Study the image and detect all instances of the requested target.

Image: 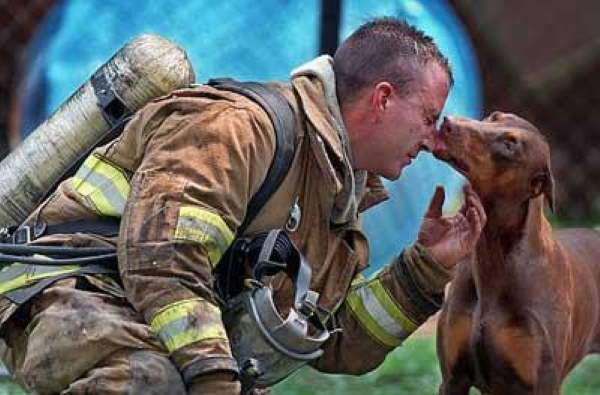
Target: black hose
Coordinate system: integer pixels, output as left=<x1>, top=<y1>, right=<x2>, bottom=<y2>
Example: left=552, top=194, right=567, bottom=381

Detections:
left=0, top=244, right=116, bottom=257
left=0, top=253, right=118, bottom=266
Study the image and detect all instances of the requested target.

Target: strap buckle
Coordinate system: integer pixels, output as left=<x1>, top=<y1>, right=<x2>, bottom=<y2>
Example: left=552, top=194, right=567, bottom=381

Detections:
left=12, top=226, right=33, bottom=244
left=9, top=223, right=47, bottom=245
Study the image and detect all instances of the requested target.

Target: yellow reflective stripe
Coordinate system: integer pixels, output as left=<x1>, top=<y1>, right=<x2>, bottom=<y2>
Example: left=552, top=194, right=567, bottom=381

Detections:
left=0, top=264, right=81, bottom=295
left=347, top=290, right=401, bottom=347
left=71, top=153, right=131, bottom=217
left=347, top=278, right=418, bottom=347
left=369, top=279, right=418, bottom=333
left=173, top=207, right=234, bottom=266
left=71, top=178, right=121, bottom=217
left=150, top=298, right=227, bottom=353
left=164, top=323, right=227, bottom=353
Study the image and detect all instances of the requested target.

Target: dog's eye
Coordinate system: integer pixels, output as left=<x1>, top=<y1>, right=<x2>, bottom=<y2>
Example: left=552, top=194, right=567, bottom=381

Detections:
left=503, top=136, right=518, bottom=151
left=492, top=135, right=521, bottom=158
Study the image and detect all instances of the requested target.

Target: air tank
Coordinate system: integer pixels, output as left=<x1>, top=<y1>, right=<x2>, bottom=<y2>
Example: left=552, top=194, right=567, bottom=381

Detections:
left=0, top=34, right=195, bottom=227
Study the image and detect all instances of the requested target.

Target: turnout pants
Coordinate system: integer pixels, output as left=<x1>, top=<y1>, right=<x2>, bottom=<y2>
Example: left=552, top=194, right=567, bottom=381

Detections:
left=0, top=276, right=186, bottom=395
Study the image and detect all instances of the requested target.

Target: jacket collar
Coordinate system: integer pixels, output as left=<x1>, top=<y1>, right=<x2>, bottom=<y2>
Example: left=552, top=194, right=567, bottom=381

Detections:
left=290, top=56, right=347, bottom=164
left=290, top=56, right=388, bottom=222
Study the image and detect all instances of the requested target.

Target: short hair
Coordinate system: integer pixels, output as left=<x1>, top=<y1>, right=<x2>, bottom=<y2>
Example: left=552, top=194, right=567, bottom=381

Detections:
left=333, top=17, right=453, bottom=107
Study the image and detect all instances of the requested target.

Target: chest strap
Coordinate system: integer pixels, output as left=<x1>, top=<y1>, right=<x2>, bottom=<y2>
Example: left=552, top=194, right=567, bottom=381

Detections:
left=1, top=218, right=121, bottom=245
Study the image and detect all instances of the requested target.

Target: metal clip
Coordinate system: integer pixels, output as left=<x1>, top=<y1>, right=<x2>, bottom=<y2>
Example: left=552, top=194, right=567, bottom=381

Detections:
left=241, top=358, right=262, bottom=378
left=285, top=197, right=301, bottom=232
left=297, top=290, right=319, bottom=318
left=0, top=227, right=9, bottom=243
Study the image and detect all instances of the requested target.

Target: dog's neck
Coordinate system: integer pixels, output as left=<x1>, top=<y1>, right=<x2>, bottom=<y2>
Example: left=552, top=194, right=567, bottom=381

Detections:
left=479, top=194, right=551, bottom=250
left=481, top=197, right=530, bottom=246
left=470, top=195, right=553, bottom=296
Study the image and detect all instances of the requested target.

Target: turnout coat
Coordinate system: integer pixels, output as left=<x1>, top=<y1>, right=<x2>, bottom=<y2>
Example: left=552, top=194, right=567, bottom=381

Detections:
left=0, top=58, right=451, bottom=392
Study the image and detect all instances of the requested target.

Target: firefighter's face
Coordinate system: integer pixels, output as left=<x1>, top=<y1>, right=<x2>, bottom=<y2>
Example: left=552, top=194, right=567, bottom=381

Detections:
left=349, top=62, right=450, bottom=180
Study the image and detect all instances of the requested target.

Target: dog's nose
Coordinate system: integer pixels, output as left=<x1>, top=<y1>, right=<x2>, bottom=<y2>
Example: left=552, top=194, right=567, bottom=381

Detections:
left=439, top=116, right=452, bottom=135
left=430, top=133, right=448, bottom=157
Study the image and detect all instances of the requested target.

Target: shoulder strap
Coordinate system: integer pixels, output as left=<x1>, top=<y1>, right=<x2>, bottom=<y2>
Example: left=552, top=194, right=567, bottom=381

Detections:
left=18, top=80, right=296, bottom=241
left=207, top=78, right=296, bottom=235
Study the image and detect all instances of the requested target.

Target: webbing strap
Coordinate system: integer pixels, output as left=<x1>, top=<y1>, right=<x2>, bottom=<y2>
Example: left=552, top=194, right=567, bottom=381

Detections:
left=4, top=218, right=121, bottom=245
left=44, top=218, right=121, bottom=237
left=207, top=79, right=296, bottom=235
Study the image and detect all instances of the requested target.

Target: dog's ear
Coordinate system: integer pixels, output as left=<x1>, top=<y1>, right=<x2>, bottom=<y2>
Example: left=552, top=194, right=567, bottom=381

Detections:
left=530, top=167, right=555, bottom=213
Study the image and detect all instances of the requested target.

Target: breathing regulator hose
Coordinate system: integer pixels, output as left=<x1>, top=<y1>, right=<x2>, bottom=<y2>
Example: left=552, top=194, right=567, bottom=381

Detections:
left=0, top=244, right=117, bottom=267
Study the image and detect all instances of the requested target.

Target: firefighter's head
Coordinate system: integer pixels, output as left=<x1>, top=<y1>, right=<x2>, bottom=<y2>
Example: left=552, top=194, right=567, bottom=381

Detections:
left=335, top=17, right=452, bottom=180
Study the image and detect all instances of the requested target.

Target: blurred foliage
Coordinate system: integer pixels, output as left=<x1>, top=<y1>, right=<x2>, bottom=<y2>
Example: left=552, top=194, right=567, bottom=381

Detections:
left=548, top=209, right=600, bottom=229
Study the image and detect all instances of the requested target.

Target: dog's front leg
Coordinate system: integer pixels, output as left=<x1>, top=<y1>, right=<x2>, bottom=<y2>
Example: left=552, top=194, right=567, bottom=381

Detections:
left=437, top=308, right=475, bottom=395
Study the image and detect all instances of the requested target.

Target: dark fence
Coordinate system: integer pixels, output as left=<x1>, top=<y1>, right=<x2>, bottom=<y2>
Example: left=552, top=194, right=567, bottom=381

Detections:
left=450, top=0, right=600, bottom=223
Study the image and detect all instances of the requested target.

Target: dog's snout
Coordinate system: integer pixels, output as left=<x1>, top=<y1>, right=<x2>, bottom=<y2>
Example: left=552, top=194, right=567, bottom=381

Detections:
left=439, top=116, right=454, bottom=135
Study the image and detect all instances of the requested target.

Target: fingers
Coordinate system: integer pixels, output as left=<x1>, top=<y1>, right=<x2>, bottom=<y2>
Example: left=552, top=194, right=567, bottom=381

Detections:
left=425, top=186, right=445, bottom=218
left=464, top=185, right=486, bottom=227
left=466, top=206, right=484, bottom=239
left=464, top=196, right=485, bottom=245
left=459, top=184, right=472, bottom=215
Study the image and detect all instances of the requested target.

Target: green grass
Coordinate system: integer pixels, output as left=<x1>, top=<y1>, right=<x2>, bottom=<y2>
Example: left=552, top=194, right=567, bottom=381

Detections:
left=273, top=336, right=440, bottom=395
left=273, top=336, right=600, bottom=395
left=2, top=336, right=600, bottom=394
left=0, top=377, right=26, bottom=395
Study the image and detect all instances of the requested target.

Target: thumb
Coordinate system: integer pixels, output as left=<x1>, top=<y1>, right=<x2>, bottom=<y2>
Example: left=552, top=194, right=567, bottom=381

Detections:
left=425, top=186, right=445, bottom=218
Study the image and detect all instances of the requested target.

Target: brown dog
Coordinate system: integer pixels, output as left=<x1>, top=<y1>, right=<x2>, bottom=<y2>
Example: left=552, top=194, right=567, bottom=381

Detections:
left=434, top=112, right=600, bottom=395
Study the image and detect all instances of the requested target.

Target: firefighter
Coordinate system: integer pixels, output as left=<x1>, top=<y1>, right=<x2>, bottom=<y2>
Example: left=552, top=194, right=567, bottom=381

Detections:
left=0, top=17, right=484, bottom=394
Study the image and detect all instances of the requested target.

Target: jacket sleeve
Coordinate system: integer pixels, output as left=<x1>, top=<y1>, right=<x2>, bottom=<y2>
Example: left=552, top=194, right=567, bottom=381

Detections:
left=117, top=97, right=276, bottom=384
left=312, top=242, right=452, bottom=374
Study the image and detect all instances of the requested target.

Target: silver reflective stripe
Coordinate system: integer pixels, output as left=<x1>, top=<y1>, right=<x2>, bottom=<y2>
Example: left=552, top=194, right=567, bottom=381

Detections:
left=150, top=298, right=227, bottom=353
left=0, top=263, right=82, bottom=295
left=0, top=264, right=29, bottom=282
left=173, top=206, right=234, bottom=266
left=0, top=263, right=69, bottom=282
left=177, top=215, right=230, bottom=254
left=354, top=285, right=410, bottom=339
left=347, top=277, right=419, bottom=347
left=71, top=153, right=131, bottom=217
left=77, top=168, right=127, bottom=214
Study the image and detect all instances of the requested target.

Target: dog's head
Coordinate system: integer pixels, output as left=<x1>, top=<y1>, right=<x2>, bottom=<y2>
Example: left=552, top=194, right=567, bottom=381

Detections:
left=434, top=111, right=555, bottom=212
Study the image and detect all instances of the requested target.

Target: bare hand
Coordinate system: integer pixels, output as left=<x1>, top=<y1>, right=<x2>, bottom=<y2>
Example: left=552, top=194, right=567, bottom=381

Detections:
left=417, top=185, right=486, bottom=268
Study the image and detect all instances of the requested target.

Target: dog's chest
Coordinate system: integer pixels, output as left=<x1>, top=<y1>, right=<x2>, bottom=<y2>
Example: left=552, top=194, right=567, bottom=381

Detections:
left=468, top=308, right=543, bottom=390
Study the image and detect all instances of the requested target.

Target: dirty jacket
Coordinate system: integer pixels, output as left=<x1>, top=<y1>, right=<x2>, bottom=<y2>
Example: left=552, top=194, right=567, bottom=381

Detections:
left=0, top=57, right=451, bottom=383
